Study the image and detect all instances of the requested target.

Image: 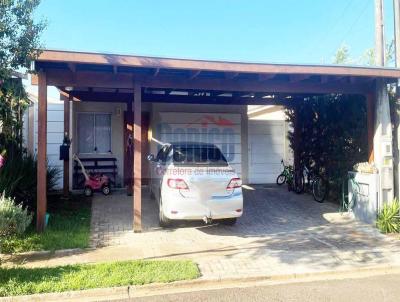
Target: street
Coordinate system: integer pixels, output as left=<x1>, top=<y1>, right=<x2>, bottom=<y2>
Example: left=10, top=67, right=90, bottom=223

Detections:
left=110, top=273, right=400, bottom=302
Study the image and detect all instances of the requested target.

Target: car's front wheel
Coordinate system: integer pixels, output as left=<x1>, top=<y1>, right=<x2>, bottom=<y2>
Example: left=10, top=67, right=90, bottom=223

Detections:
left=159, top=196, right=171, bottom=228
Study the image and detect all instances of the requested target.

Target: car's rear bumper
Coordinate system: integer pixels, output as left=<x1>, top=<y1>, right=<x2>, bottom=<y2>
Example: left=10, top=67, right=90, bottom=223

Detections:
left=162, top=189, right=243, bottom=220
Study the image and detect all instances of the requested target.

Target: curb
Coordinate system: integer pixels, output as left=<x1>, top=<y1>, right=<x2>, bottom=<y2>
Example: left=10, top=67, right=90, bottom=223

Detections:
left=2, top=264, right=400, bottom=302
left=1, top=247, right=96, bottom=260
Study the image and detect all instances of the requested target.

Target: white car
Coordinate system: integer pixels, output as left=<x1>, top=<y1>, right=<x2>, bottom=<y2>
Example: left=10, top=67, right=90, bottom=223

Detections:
left=148, top=142, right=243, bottom=227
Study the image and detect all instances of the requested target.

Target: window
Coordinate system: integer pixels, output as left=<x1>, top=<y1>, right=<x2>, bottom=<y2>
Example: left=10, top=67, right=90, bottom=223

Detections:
left=78, top=113, right=111, bottom=154
left=172, top=145, right=228, bottom=166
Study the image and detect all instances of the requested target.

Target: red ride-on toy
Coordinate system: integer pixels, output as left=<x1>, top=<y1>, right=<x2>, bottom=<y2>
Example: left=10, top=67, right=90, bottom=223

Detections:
left=73, top=154, right=111, bottom=197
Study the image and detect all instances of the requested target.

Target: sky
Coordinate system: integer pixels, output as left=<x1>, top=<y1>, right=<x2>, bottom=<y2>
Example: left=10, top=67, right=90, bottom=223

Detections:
left=33, top=0, right=396, bottom=65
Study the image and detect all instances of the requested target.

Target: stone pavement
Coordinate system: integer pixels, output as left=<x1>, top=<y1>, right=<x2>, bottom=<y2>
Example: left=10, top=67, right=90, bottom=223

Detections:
left=6, top=185, right=400, bottom=280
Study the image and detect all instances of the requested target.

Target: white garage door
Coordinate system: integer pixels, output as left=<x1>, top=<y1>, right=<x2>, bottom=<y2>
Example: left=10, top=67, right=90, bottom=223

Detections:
left=248, top=120, right=285, bottom=184
left=157, top=112, right=242, bottom=176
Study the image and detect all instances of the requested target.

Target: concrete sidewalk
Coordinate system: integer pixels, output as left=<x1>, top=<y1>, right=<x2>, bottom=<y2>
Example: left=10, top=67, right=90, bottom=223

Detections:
left=4, top=229, right=400, bottom=280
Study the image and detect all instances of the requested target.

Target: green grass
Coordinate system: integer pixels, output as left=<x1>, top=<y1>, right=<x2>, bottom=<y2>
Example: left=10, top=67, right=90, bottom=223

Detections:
left=0, top=260, right=200, bottom=297
left=1, top=195, right=91, bottom=254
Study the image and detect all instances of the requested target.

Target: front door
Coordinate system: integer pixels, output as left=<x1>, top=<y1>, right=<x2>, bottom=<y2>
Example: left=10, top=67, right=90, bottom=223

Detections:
left=124, top=111, right=150, bottom=194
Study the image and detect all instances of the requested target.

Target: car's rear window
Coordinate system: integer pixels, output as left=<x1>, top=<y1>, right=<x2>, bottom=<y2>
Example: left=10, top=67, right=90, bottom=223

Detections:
left=173, top=146, right=228, bottom=166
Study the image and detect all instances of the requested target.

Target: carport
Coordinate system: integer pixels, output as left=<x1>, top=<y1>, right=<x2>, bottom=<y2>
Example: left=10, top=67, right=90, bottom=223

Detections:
left=32, top=49, right=400, bottom=232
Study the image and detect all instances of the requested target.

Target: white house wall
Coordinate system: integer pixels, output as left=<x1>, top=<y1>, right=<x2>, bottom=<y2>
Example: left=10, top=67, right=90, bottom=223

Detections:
left=33, top=101, right=65, bottom=189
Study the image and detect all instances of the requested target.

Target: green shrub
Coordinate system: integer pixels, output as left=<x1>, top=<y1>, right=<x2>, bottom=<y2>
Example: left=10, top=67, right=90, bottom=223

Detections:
left=0, top=193, right=32, bottom=238
left=0, top=154, right=60, bottom=210
left=285, top=94, right=368, bottom=202
left=376, top=199, right=400, bottom=234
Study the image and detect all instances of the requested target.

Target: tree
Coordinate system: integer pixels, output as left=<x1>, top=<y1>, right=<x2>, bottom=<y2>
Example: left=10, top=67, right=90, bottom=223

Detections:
left=0, top=0, right=45, bottom=80
left=333, top=44, right=351, bottom=64
left=332, top=40, right=395, bottom=66
left=0, top=0, right=45, bottom=155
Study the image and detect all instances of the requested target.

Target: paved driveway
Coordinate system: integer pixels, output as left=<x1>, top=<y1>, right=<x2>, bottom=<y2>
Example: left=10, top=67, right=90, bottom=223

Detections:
left=87, top=185, right=400, bottom=279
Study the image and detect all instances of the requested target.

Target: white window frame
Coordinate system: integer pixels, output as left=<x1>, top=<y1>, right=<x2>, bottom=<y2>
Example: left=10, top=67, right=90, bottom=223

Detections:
left=77, top=112, right=112, bottom=155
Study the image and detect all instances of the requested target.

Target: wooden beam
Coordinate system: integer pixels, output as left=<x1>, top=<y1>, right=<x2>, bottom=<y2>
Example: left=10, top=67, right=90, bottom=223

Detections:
left=59, top=89, right=82, bottom=101
left=63, top=94, right=71, bottom=198
left=189, top=70, right=201, bottom=80
left=320, top=76, right=329, bottom=84
left=133, top=82, right=142, bottom=232
left=69, top=90, right=296, bottom=105
left=141, top=75, right=373, bottom=95
left=293, top=105, right=300, bottom=166
left=258, top=74, right=276, bottom=81
left=67, top=63, right=76, bottom=73
left=367, top=93, right=375, bottom=163
left=290, top=74, right=311, bottom=83
left=32, top=69, right=374, bottom=94
left=36, top=70, right=47, bottom=232
left=225, top=72, right=239, bottom=79
left=349, top=77, right=357, bottom=84
left=36, top=49, right=400, bottom=78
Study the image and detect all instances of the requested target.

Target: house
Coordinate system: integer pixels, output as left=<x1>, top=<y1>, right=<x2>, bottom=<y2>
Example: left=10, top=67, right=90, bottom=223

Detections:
left=31, top=49, right=400, bottom=232
left=23, top=90, right=291, bottom=190
left=23, top=91, right=65, bottom=189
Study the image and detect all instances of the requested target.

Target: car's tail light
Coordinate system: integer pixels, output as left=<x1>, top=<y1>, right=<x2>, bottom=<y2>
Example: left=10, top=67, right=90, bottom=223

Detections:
left=227, top=178, right=242, bottom=191
left=167, top=178, right=189, bottom=190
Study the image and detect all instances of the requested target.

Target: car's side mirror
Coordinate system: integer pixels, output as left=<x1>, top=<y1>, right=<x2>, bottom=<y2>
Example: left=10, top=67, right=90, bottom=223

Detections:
left=147, top=154, right=155, bottom=162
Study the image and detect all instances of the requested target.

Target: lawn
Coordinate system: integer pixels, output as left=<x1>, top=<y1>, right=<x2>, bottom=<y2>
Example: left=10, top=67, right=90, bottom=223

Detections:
left=1, top=194, right=91, bottom=254
left=0, top=260, right=200, bottom=297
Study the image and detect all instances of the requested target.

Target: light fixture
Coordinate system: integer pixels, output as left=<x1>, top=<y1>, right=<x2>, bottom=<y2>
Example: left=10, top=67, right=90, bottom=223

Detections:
left=65, top=86, right=74, bottom=92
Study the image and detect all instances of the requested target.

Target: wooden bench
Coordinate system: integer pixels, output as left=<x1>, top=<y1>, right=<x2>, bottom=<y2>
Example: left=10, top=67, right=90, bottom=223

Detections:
left=73, top=157, right=118, bottom=189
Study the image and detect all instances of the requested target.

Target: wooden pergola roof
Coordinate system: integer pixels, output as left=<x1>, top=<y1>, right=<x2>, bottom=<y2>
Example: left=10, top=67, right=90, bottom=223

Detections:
left=33, top=49, right=393, bottom=232
left=32, top=49, right=400, bottom=105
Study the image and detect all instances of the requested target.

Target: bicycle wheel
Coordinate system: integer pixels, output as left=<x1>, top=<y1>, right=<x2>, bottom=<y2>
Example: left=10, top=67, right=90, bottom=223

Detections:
left=312, top=176, right=328, bottom=203
left=276, top=173, right=286, bottom=185
left=293, top=171, right=305, bottom=194
left=287, top=180, right=292, bottom=191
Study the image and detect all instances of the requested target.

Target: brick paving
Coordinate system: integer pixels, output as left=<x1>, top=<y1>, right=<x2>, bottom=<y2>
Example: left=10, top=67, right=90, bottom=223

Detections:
left=11, top=185, right=400, bottom=279
left=84, top=185, right=400, bottom=279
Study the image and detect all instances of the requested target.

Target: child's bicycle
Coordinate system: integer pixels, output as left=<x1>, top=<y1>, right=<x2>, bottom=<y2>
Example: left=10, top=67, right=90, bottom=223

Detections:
left=276, top=160, right=303, bottom=194
left=276, top=160, right=293, bottom=186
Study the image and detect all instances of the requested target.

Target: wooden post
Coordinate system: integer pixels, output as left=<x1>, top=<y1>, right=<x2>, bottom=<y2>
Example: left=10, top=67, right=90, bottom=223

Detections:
left=133, top=82, right=142, bottom=232
left=63, top=95, right=71, bottom=198
left=126, top=98, right=133, bottom=196
left=27, top=105, right=35, bottom=155
left=367, top=93, right=375, bottom=163
left=293, top=105, right=301, bottom=169
left=37, top=71, right=47, bottom=232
